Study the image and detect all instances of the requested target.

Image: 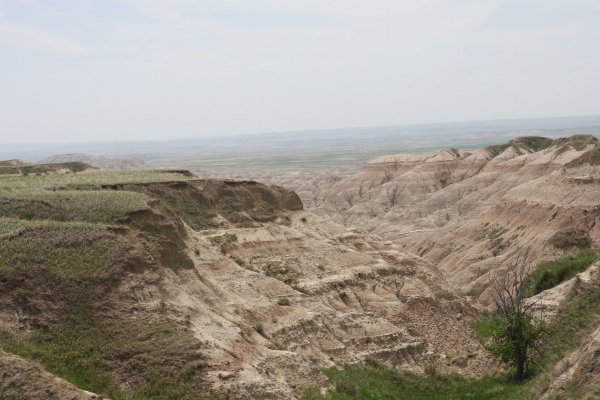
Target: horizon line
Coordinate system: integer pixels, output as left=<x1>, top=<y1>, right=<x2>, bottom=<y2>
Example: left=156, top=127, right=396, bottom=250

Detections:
left=2, top=113, right=600, bottom=147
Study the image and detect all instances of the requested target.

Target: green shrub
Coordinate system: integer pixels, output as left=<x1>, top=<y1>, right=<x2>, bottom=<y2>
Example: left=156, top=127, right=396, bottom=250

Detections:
left=277, top=297, right=291, bottom=306
left=486, top=311, right=546, bottom=381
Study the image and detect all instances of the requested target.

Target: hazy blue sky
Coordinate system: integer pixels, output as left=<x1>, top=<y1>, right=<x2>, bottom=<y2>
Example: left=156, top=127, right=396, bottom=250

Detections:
left=1, top=0, right=599, bottom=143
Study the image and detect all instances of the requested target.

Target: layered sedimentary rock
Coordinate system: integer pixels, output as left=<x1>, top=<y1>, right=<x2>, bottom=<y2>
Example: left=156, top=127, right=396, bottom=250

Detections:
left=308, top=136, right=600, bottom=304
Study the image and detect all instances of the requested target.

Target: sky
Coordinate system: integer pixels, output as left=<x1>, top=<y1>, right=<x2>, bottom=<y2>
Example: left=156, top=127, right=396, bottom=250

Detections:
left=0, top=0, right=599, bottom=144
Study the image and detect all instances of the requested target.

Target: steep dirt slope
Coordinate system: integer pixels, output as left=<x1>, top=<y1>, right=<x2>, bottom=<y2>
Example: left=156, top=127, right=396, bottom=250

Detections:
left=0, top=202, right=209, bottom=398
left=543, top=325, right=600, bottom=400
left=307, top=136, right=600, bottom=304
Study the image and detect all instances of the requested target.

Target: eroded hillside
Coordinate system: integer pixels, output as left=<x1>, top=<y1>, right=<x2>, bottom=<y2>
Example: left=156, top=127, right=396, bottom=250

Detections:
left=297, top=136, right=600, bottom=305
left=0, top=168, right=492, bottom=399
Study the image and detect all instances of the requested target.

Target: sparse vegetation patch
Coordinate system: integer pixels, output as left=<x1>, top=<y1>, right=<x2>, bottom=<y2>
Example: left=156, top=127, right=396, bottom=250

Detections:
left=548, top=228, right=592, bottom=250
left=486, top=137, right=554, bottom=158
left=528, top=251, right=597, bottom=295
left=208, top=233, right=238, bottom=254
left=566, top=143, right=600, bottom=167
left=301, top=363, right=524, bottom=400
left=277, top=297, right=291, bottom=306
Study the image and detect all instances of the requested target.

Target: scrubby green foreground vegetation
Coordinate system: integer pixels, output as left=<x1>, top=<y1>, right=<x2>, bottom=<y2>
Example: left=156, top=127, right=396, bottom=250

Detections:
left=0, top=223, right=207, bottom=399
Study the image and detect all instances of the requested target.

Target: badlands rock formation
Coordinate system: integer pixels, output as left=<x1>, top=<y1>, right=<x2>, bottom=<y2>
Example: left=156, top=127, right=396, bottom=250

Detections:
left=0, top=174, right=492, bottom=399
left=145, top=181, right=493, bottom=398
left=304, top=136, right=600, bottom=305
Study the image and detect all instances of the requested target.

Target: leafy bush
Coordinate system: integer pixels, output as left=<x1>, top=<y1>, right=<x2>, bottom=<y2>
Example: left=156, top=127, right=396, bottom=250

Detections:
left=486, top=311, right=546, bottom=381
left=487, top=261, right=547, bottom=381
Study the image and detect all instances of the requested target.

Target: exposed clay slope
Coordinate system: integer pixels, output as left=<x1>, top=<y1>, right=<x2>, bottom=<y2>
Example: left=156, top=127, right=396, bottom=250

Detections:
left=308, top=135, right=600, bottom=304
left=180, top=212, right=494, bottom=399
left=543, top=325, right=600, bottom=400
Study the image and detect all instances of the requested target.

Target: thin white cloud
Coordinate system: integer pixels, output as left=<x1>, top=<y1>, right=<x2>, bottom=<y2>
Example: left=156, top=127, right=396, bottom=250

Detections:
left=0, top=0, right=598, bottom=143
left=0, top=22, right=84, bottom=53
left=16, top=0, right=46, bottom=7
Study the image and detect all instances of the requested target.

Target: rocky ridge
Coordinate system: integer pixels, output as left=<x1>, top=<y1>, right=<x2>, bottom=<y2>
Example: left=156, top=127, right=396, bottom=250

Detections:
left=299, top=135, right=600, bottom=305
